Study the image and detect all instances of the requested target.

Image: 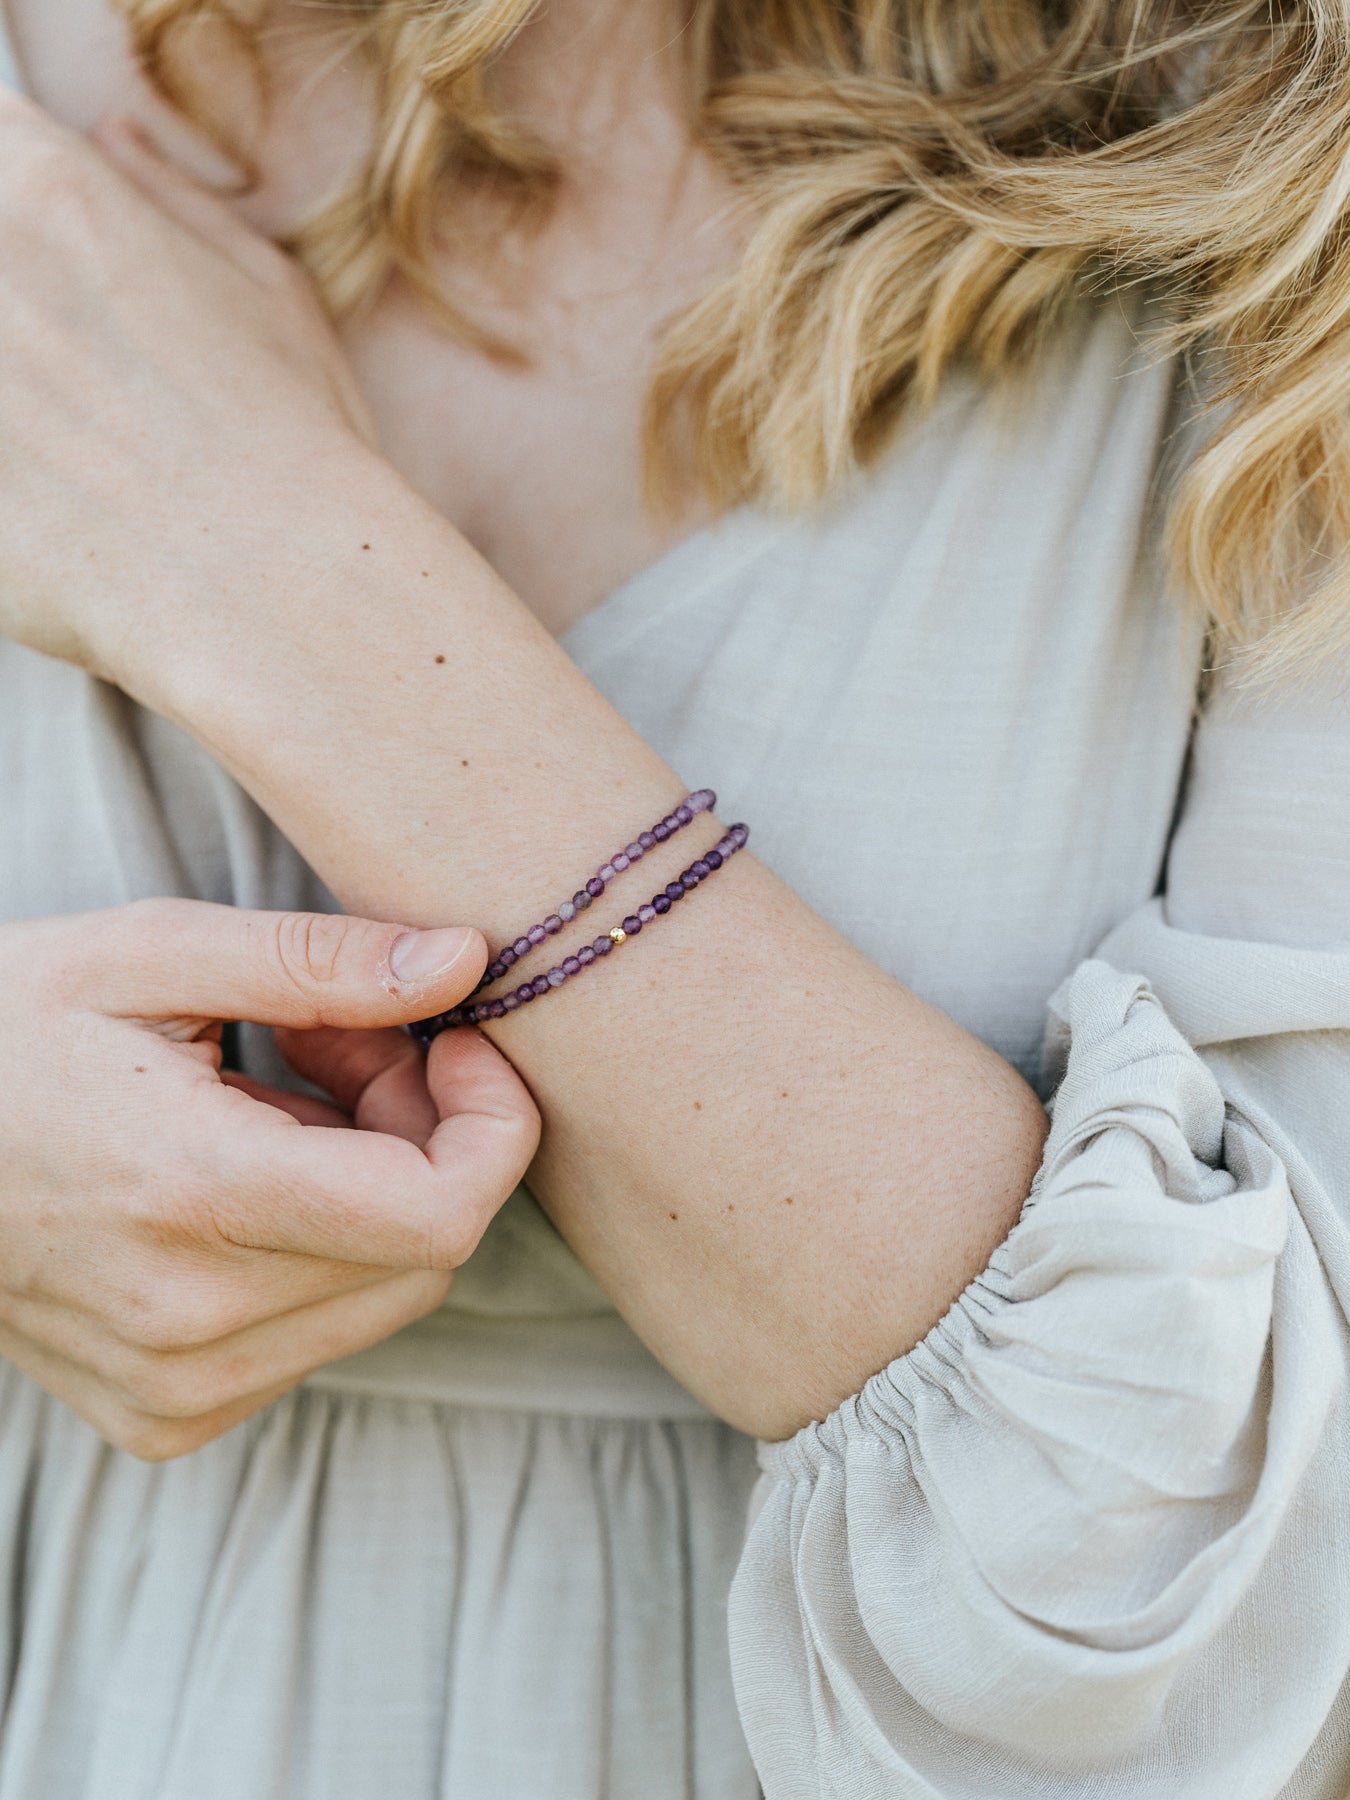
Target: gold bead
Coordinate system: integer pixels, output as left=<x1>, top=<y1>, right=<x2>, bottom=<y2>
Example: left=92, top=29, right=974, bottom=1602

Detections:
left=609, top=927, right=627, bottom=945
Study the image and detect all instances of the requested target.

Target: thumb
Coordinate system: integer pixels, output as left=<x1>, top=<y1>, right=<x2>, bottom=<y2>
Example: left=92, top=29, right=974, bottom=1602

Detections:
left=77, top=898, right=488, bottom=1030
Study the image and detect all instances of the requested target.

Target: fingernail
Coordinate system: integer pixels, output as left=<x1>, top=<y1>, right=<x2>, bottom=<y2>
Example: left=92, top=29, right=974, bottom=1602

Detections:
left=389, top=926, right=479, bottom=985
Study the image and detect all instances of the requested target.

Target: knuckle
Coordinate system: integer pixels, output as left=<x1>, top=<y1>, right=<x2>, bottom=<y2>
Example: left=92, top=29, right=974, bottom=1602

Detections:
left=408, top=1270, right=455, bottom=1316
left=119, top=1178, right=212, bottom=1253
left=272, top=910, right=353, bottom=996
left=423, top=1213, right=483, bottom=1273
left=116, top=1282, right=228, bottom=1354
left=117, top=1350, right=235, bottom=1422
left=111, top=1410, right=214, bottom=1464
left=121, top=894, right=194, bottom=937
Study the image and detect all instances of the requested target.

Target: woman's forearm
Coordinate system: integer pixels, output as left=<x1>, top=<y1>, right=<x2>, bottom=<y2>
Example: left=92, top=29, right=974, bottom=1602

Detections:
left=161, top=449, right=1047, bottom=1438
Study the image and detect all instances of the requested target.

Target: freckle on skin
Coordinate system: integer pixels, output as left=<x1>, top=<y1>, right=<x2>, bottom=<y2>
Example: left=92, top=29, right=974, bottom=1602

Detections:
left=780, top=1089, right=789, bottom=1099
left=726, top=1202, right=734, bottom=1212
left=134, top=1066, right=146, bottom=1074
left=361, top=542, right=371, bottom=550
left=784, top=1195, right=794, bottom=1206
left=421, top=571, right=429, bottom=578
left=693, top=1100, right=702, bottom=1111
left=434, top=654, right=446, bottom=664
left=461, top=759, right=469, bottom=768
left=669, top=1212, right=679, bottom=1222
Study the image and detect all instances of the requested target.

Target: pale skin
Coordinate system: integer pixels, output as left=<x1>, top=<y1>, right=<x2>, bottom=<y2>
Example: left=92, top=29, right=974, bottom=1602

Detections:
left=0, top=0, right=1048, bottom=1452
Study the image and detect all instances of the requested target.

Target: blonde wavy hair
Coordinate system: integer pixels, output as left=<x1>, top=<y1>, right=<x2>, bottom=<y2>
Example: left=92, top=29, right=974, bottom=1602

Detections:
left=116, top=0, right=1350, bottom=674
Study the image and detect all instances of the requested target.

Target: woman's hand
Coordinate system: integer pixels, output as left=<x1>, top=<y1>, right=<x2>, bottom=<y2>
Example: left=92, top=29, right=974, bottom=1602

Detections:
left=0, top=90, right=376, bottom=690
left=0, top=899, right=539, bottom=1460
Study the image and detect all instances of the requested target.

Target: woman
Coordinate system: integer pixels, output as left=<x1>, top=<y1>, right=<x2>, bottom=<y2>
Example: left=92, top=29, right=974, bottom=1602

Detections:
left=0, top=1, right=1346, bottom=1794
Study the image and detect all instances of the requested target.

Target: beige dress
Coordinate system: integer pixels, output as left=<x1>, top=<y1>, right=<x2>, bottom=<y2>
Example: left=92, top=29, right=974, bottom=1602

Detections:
left=2, top=31, right=1349, bottom=1799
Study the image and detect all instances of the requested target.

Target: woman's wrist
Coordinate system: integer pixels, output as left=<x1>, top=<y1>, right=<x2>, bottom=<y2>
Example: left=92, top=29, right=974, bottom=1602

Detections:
left=151, top=444, right=694, bottom=937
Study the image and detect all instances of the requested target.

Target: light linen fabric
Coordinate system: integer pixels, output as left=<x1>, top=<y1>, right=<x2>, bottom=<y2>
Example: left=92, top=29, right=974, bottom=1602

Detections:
left=2, top=28, right=1350, bottom=1797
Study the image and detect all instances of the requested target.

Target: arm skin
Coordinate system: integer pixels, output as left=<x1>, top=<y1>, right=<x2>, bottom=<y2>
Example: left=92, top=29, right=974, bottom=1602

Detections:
left=0, top=89, right=1045, bottom=1441
left=155, top=449, right=1048, bottom=1441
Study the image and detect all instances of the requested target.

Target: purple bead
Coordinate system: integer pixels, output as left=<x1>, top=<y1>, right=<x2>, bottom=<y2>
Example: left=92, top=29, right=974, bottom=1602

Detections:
left=586, top=876, right=605, bottom=898
left=612, top=852, right=630, bottom=873
left=527, top=924, right=548, bottom=946
left=730, top=823, right=749, bottom=847
left=689, top=789, right=715, bottom=813
left=500, top=945, right=518, bottom=967
left=653, top=893, right=672, bottom=915
left=691, top=859, right=711, bottom=880
left=516, top=983, right=536, bottom=1005
left=559, top=901, right=576, bottom=923
left=637, top=903, right=657, bottom=925
left=578, top=945, right=596, bottom=966
left=547, top=967, right=567, bottom=988
left=562, top=955, right=581, bottom=977
left=704, top=849, right=723, bottom=870
left=675, top=804, right=693, bottom=826
left=638, top=831, right=656, bottom=850
left=531, top=975, right=550, bottom=997
left=503, top=992, right=521, bottom=1012
left=486, top=961, right=505, bottom=982
left=573, top=889, right=592, bottom=912
left=513, top=937, right=531, bottom=958
left=652, top=822, right=670, bottom=842
left=665, top=881, right=685, bottom=902
left=622, top=915, right=642, bottom=936
left=593, top=935, right=613, bottom=957
left=487, top=999, right=506, bottom=1020
left=680, top=871, right=699, bottom=891
left=625, top=842, right=644, bottom=862
left=599, top=864, right=616, bottom=883
left=468, top=1004, right=484, bottom=1024
left=663, top=815, right=680, bottom=833
left=544, top=914, right=563, bottom=935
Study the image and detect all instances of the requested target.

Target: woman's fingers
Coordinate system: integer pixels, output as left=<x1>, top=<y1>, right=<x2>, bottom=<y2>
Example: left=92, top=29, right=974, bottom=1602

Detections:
left=90, top=116, right=286, bottom=287
left=196, top=1029, right=539, bottom=1268
left=0, top=1315, right=317, bottom=1463
left=0, top=1267, right=451, bottom=1443
left=274, top=1023, right=441, bottom=1143
left=89, top=115, right=382, bottom=447
left=62, top=897, right=487, bottom=1031
left=0, top=898, right=535, bottom=1453
left=220, top=1068, right=354, bottom=1128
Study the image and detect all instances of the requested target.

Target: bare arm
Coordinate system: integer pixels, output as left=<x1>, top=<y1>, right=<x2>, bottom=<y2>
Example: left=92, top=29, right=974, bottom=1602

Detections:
left=0, top=99, right=1046, bottom=1440
left=160, top=456, right=1047, bottom=1440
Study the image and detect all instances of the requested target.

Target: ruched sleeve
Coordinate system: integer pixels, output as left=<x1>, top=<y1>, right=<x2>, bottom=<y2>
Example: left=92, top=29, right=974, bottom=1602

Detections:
left=728, top=673, right=1350, bottom=1800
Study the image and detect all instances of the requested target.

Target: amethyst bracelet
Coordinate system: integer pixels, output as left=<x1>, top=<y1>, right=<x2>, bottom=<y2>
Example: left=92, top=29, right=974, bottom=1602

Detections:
left=469, top=789, right=716, bottom=995
left=409, top=821, right=749, bottom=1045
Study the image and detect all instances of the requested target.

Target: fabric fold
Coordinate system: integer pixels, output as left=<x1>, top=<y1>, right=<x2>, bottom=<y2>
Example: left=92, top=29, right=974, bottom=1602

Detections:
left=735, top=957, right=1350, bottom=1799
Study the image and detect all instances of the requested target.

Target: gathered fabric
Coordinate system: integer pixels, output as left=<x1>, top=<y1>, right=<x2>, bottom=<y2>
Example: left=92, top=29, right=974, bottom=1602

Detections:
left=0, top=1381, right=760, bottom=1800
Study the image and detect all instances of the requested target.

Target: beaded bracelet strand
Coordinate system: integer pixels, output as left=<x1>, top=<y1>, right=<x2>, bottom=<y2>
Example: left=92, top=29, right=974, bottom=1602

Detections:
left=409, top=822, right=749, bottom=1044
left=469, top=789, right=717, bottom=996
